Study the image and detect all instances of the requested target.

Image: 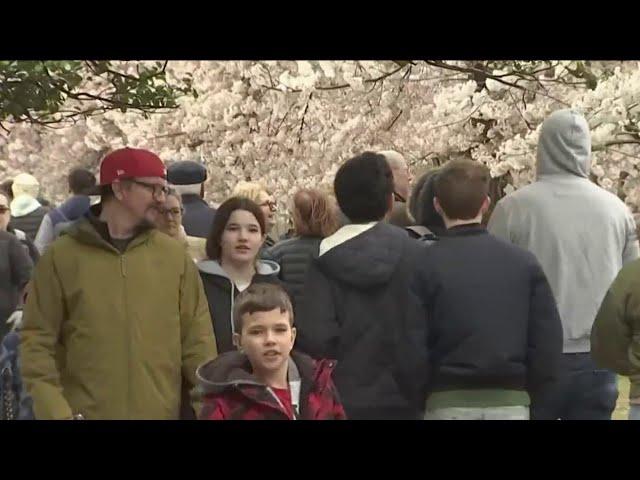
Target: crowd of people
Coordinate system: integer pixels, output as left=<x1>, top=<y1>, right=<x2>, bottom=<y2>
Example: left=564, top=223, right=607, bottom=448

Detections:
left=2, top=107, right=640, bottom=421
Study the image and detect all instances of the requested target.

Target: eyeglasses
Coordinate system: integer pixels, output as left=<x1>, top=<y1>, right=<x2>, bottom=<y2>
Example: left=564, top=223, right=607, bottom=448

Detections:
left=0, top=206, right=9, bottom=214
left=158, top=207, right=184, bottom=218
left=130, top=180, right=170, bottom=198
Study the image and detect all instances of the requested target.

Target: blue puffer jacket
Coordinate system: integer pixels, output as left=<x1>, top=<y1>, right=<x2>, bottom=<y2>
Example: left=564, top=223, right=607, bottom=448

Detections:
left=0, top=331, right=34, bottom=420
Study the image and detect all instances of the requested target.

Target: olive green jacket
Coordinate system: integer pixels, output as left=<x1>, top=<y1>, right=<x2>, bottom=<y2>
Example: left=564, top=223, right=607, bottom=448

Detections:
left=20, top=218, right=217, bottom=419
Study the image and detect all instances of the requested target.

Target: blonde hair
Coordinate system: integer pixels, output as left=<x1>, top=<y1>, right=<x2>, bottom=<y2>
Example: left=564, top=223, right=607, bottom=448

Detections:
left=232, top=181, right=269, bottom=204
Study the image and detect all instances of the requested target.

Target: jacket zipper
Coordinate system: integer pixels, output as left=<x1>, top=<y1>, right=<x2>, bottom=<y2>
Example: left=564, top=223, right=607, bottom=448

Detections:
left=120, top=252, right=130, bottom=418
left=226, top=381, right=294, bottom=420
left=230, top=282, right=235, bottom=336
left=266, top=387, right=295, bottom=420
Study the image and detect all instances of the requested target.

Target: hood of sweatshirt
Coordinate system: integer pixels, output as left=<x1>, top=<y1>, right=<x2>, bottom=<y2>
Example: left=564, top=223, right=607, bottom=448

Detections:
left=536, top=109, right=591, bottom=179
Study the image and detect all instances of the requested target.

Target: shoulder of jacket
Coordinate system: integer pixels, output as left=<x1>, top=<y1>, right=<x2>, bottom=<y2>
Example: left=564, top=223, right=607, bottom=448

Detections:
left=150, top=231, right=194, bottom=261
left=150, top=229, right=178, bottom=246
left=600, top=187, right=632, bottom=211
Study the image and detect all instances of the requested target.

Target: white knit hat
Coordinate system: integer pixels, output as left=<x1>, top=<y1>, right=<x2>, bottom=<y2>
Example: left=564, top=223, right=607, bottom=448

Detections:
left=12, top=173, right=40, bottom=198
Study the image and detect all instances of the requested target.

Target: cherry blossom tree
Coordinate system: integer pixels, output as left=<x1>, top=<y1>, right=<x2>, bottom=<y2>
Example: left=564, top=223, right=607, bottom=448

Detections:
left=2, top=60, right=640, bottom=228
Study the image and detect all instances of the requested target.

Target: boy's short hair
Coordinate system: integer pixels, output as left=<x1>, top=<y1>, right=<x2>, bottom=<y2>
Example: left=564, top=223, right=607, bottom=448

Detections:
left=434, top=160, right=490, bottom=220
left=334, top=152, right=394, bottom=223
left=233, top=283, right=294, bottom=334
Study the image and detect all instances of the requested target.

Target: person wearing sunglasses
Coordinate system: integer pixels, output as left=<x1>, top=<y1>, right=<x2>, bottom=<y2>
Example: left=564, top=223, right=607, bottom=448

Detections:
left=19, top=148, right=217, bottom=420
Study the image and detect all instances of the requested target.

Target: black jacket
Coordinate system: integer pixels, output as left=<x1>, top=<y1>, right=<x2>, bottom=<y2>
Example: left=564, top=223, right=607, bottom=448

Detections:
left=405, top=224, right=563, bottom=402
left=10, top=206, right=47, bottom=243
left=295, top=222, right=425, bottom=417
left=7, top=226, right=39, bottom=265
left=267, top=236, right=322, bottom=310
left=182, top=194, right=217, bottom=238
left=0, top=231, right=33, bottom=337
left=198, top=259, right=281, bottom=354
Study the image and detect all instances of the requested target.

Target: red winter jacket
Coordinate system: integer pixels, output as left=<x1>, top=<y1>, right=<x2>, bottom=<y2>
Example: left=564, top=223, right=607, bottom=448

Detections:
left=197, top=350, right=347, bottom=420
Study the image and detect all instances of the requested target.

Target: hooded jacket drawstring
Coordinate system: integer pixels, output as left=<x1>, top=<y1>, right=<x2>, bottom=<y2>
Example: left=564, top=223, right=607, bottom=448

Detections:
left=197, top=259, right=281, bottom=354
left=230, top=282, right=236, bottom=336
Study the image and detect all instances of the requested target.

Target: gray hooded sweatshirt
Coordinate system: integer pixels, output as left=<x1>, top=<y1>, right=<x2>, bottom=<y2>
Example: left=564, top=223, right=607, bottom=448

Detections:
left=488, top=109, right=639, bottom=353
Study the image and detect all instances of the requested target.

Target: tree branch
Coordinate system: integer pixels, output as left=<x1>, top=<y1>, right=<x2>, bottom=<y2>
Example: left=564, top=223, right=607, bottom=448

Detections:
left=509, top=90, right=533, bottom=130
left=593, top=139, right=640, bottom=151
left=423, top=60, right=571, bottom=106
left=426, top=102, right=485, bottom=131
left=602, top=146, right=640, bottom=161
left=259, top=64, right=409, bottom=94
left=386, top=109, right=404, bottom=131
left=298, top=92, right=313, bottom=144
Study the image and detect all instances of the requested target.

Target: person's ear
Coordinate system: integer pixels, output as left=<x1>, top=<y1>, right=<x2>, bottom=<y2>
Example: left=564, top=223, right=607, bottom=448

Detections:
left=387, top=192, right=394, bottom=214
left=112, top=180, right=125, bottom=201
left=481, top=196, right=491, bottom=215
left=433, top=197, right=444, bottom=217
left=233, top=333, right=243, bottom=353
left=290, top=326, right=297, bottom=346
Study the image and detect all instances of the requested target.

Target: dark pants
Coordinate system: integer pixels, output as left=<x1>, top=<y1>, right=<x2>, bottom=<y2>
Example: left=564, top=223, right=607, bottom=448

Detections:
left=530, top=352, right=618, bottom=420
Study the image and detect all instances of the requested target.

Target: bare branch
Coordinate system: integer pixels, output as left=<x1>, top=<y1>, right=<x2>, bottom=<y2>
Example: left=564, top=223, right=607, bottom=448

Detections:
left=298, top=92, right=313, bottom=144
left=258, top=64, right=410, bottom=94
left=593, top=139, right=640, bottom=151
left=508, top=90, right=533, bottom=130
left=426, top=102, right=485, bottom=131
left=259, top=62, right=276, bottom=88
left=423, top=60, right=571, bottom=107
left=386, top=109, right=404, bottom=131
left=602, top=147, right=640, bottom=161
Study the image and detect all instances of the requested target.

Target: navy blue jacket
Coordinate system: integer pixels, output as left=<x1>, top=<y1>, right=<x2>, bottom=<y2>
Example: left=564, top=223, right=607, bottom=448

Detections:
left=295, top=222, right=425, bottom=418
left=403, top=224, right=563, bottom=403
left=181, top=194, right=217, bottom=238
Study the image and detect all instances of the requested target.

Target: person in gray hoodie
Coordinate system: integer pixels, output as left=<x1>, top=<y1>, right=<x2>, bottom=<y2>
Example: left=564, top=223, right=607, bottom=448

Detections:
left=488, top=108, right=639, bottom=420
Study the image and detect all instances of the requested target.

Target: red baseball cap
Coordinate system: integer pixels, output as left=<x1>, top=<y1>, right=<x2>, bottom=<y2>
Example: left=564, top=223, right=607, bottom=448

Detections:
left=98, top=147, right=167, bottom=186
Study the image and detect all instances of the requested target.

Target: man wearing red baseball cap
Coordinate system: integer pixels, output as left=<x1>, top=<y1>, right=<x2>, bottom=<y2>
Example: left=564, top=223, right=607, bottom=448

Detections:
left=19, top=147, right=218, bottom=420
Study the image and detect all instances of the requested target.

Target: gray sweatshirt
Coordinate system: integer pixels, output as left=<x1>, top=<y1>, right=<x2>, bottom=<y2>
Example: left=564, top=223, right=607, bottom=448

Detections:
left=488, top=109, right=639, bottom=353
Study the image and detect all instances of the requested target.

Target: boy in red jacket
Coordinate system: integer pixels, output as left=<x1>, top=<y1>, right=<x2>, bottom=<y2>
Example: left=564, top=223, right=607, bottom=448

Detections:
left=197, top=283, right=346, bottom=420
